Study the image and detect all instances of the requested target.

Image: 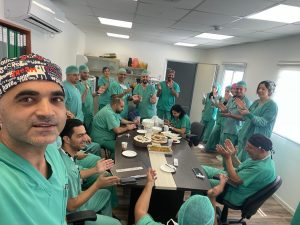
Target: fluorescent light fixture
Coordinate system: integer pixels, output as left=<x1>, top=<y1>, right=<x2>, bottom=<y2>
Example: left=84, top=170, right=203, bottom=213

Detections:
left=33, top=1, right=55, bottom=14
left=99, top=17, right=132, bottom=28
left=174, top=42, right=198, bottom=47
left=55, top=17, right=65, bottom=23
left=107, top=32, right=130, bottom=39
left=247, top=4, right=300, bottom=23
left=195, top=33, right=233, bottom=40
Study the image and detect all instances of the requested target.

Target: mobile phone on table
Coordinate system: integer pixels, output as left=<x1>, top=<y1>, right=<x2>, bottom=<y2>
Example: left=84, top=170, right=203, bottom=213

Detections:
left=192, top=168, right=205, bottom=179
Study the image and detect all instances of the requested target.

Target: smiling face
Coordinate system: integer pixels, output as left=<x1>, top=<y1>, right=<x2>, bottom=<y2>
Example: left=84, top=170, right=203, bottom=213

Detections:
left=80, top=71, right=89, bottom=81
left=68, top=125, right=89, bottom=151
left=103, top=68, right=110, bottom=78
left=172, top=110, right=180, bottom=119
left=0, top=81, right=66, bottom=149
left=67, top=73, right=79, bottom=84
left=257, top=83, right=270, bottom=100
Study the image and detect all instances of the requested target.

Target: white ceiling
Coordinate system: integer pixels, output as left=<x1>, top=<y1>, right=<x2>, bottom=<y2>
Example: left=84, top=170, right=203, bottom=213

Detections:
left=52, top=0, right=300, bottom=49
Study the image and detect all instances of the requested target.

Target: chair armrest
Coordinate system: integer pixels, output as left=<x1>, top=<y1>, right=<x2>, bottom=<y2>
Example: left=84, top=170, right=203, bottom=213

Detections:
left=66, top=210, right=97, bottom=223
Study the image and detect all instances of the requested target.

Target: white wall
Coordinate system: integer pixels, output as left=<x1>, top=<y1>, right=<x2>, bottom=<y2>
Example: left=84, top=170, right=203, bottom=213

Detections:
left=85, top=29, right=206, bottom=79
left=205, top=35, right=300, bottom=211
left=0, top=0, right=86, bottom=79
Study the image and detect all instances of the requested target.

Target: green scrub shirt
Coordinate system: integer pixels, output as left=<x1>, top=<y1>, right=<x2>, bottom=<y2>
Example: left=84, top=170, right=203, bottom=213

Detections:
left=63, top=80, right=84, bottom=122
left=59, top=150, right=120, bottom=225
left=76, top=80, right=94, bottom=133
left=91, top=104, right=121, bottom=157
left=170, top=114, right=191, bottom=135
left=0, top=143, right=68, bottom=225
left=133, top=84, right=156, bottom=119
left=219, top=96, right=251, bottom=147
left=97, top=76, right=115, bottom=110
left=237, top=99, right=278, bottom=162
left=157, top=81, right=180, bottom=120
left=203, top=155, right=276, bottom=206
left=110, top=81, right=131, bottom=119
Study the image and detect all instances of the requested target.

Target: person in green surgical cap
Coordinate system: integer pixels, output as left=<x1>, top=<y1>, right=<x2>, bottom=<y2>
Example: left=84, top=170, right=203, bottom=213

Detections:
left=110, top=68, right=139, bottom=119
left=97, top=67, right=115, bottom=110
left=235, top=80, right=278, bottom=162
left=133, top=70, right=157, bottom=119
left=217, top=81, right=251, bottom=159
left=63, top=65, right=84, bottom=121
left=76, top=64, right=96, bottom=134
left=156, top=68, right=180, bottom=120
left=201, top=83, right=221, bottom=143
left=205, top=85, right=232, bottom=152
left=134, top=169, right=228, bottom=225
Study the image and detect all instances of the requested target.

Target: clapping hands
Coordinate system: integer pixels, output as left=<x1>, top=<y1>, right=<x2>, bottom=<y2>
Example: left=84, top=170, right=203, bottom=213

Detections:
left=96, top=159, right=114, bottom=173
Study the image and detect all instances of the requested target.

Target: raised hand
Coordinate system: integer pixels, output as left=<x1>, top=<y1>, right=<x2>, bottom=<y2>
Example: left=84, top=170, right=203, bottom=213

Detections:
left=235, top=98, right=246, bottom=110
left=147, top=168, right=157, bottom=185
left=224, top=139, right=237, bottom=155
left=96, top=159, right=114, bottom=173
left=216, top=144, right=231, bottom=159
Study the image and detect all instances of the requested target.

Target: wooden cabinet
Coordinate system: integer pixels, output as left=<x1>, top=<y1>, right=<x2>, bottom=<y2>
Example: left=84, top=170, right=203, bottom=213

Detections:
left=0, top=19, right=31, bottom=58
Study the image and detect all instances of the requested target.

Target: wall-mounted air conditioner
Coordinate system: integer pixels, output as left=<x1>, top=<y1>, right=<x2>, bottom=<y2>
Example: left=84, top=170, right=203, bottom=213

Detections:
left=4, top=0, right=65, bottom=34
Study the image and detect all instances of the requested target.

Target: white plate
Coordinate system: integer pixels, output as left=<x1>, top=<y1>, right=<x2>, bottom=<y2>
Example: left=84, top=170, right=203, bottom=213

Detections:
left=160, top=164, right=176, bottom=173
left=173, top=139, right=180, bottom=144
left=122, top=150, right=137, bottom=158
left=137, top=129, right=147, bottom=134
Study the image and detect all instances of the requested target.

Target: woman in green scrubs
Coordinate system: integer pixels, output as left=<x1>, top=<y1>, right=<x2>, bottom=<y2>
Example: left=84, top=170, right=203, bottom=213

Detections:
left=236, top=80, right=278, bottom=161
left=166, top=104, right=191, bottom=136
left=97, top=67, right=115, bottom=110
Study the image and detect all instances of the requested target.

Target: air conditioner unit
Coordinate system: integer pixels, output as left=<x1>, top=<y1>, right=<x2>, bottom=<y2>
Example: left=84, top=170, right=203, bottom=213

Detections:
left=4, top=0, right=65, bottom=34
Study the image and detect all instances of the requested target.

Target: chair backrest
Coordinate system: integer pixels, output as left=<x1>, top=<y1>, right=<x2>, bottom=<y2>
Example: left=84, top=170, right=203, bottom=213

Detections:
left=190, top=122, right=205, bottom=146
left=241, top=176, right=282, bottom=219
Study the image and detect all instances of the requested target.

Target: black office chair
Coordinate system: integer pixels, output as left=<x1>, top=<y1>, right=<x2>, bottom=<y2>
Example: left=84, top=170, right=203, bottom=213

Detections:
left=217, top=176, right=282, bottom=225
left=66, top=210, right=97, bottom=225
left=187, top=122, right=205, bottom=147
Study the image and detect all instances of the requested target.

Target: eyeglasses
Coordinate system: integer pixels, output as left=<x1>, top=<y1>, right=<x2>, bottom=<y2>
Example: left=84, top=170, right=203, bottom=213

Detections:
left=167, top=218, right=178, bottom=225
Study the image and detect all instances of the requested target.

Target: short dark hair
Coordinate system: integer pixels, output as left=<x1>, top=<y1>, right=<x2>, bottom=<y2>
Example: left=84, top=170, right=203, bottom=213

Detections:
left=111, top=97, right=123, bottom=105
left=170, top=104, right=186, bottom=119
left=102, top=67, right=110, bottom=73
left=60, top=119, right=84, bottom=143
left=256, top=80, right=276, bottom=96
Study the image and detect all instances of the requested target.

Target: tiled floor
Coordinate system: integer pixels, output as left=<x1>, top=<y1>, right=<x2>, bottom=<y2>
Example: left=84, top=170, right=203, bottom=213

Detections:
left=113, top=145, right=292, bottom=225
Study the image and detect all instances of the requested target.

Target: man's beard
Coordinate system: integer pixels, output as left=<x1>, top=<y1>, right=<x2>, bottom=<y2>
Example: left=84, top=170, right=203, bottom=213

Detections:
left=116, top=109, right=123, bottom=114
left=142, top=80, right=148, bottom=84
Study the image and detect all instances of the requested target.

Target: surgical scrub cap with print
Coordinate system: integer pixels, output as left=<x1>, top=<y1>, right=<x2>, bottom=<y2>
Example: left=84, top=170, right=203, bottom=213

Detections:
left=0, top=54, right=63, bottom=96
left=178, top=195, right=214, bottom=225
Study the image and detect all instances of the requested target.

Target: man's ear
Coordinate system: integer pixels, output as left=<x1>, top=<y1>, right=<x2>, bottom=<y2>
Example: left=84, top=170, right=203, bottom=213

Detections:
left=63, top=136, right=71, bottom=144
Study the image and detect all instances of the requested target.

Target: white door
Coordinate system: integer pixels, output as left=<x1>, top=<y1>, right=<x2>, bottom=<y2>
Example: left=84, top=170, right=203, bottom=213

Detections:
left=190, top=63, right=218, bottom=122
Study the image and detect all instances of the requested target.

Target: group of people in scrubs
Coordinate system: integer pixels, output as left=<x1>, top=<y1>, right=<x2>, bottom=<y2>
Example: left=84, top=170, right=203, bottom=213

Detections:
left=0, top=53, right=279, bottom=225
left=201, top=79, right=278, bottom=163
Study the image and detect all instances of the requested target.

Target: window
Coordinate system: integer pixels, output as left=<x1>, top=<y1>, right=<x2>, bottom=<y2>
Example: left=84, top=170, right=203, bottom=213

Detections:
left=273, top=65, right=300, bottom=144
left=218, top=63, right=246, bottom=95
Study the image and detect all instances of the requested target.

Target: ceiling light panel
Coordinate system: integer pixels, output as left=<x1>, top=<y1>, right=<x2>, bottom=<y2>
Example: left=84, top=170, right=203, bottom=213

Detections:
left=174, top=42, right=198, bottom=47
left=247, top=4, right=300, bottom=23
left=107, top=32, right=130, bottom=39
left=195, top=33, right=234, bottom=40
left=99, top=17, right=132, bottom=28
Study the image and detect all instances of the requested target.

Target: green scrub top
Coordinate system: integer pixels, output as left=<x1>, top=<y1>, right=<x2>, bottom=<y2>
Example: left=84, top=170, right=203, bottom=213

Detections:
left=76, top=80, right=94, bottom=131
left=110, top=81, right=131, bottom=119
left=0, top=143, right=68, bottom=225
left=224, top=156, right=276, bottom=206
left=237, top=99, right=278, bottom=161
left=170, top=114, right=191, bottom=135
left=59, top=150, right=120, bottom=225
left=97, top=76, right=115, bottom=108
left=157, top=81, right=180, bottom=111
left=91, top=104, right=121, bottom=143
left=203, top=155, right=276, bottom=206
left=201, top=93, right=218, bottom=122
left=222, top=96, right=251, bottom=135
left=136, top=214, right=164, bottom=225
left=63, top=80, right=84, bottom=122
left=133, top=84, right=156, bottom=119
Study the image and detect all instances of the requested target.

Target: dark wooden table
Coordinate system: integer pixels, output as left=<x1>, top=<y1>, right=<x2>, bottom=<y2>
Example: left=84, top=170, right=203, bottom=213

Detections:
left=111, top=130, right=211, bottom=224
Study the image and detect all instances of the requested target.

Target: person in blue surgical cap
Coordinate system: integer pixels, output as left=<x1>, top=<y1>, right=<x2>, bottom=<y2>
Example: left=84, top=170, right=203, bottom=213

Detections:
left=134, top=169, right=228, bottom=225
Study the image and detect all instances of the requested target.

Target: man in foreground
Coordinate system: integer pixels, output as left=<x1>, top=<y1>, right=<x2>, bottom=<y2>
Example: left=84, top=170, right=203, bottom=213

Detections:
left=0, top=54, right=68, bottom=224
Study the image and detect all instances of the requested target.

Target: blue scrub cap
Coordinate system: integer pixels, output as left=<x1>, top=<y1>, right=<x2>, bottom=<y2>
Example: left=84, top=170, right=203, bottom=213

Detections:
left=141, top=70, right=150, bottom=76
left=236, top=81, right=247, bottom=88
left=178, top=195, right=214, bottom=225
left=118, top=68, right=127, bottom=74
left=225, top=85, right=232, bottom=90
left=66, top=65, right=79, bottom=75
left=0, top=53, right=63, bottom=96
left=79, top=64, right=89, bottom=73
